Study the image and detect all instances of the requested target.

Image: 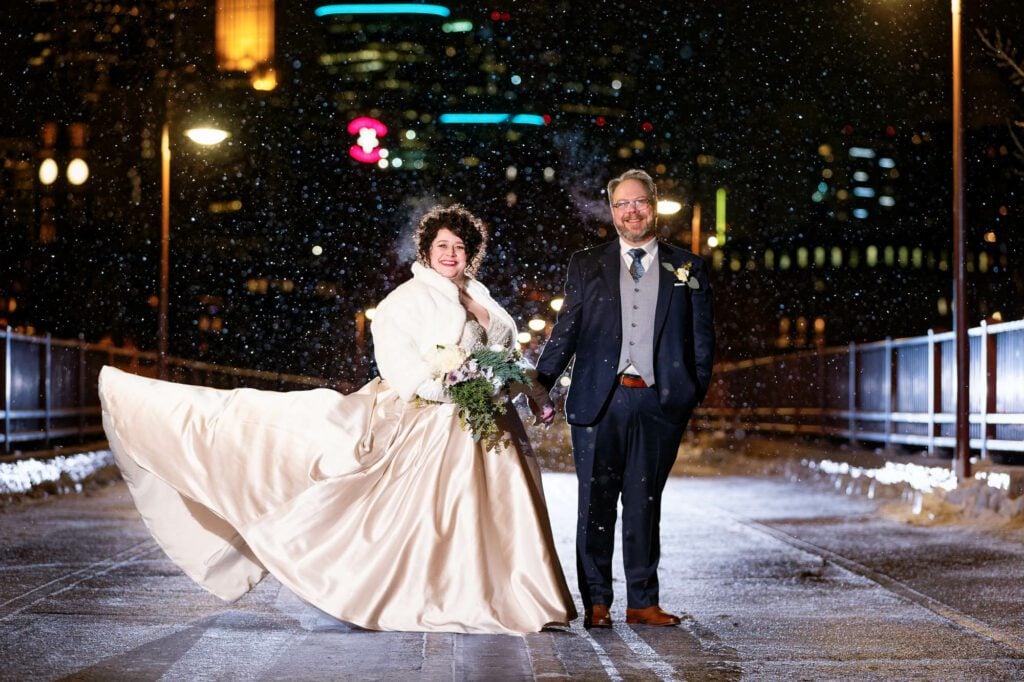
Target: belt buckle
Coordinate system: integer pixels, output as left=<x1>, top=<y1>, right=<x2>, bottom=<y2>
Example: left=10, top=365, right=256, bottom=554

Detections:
left=619, top=374, right=646, bottom=388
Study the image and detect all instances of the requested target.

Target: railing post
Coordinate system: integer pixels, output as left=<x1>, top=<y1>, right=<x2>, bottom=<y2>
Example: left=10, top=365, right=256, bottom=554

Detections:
left=3, top=327, right=10, bottom=453
left=44, top=333, right=53, bottom=448
left=79, top=335, right=88, bottom=443
left=848, top=341, right=857, bottom=445
left=884, top=337, right=893, bottom=449
left=979, top=320, right=995, bottom=461
left=817, top=347, right=827, bottom=433
left=927, top=329, right=937, bottom=455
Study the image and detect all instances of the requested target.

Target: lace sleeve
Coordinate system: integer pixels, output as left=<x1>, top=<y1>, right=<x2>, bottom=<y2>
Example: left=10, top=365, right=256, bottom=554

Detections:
left=485, top=319, right=515, bottom=351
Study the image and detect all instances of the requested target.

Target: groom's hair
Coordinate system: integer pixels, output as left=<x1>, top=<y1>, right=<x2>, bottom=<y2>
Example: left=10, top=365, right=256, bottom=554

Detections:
left=607, top=169, right=658, bottom=207
left=415, top=203, right=489, bottom=277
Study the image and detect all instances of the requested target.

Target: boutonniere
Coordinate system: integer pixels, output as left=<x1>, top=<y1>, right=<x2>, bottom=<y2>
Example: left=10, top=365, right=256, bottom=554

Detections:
left=662, top=261, right=700, bottom=289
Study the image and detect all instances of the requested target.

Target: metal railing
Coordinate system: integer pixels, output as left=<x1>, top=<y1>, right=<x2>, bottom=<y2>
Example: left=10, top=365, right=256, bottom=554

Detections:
left=9, top=320, right=1024, bottom=459
left=1, top=327, right=340, bottom=454
left=694, top=319, right=1024, bottom=456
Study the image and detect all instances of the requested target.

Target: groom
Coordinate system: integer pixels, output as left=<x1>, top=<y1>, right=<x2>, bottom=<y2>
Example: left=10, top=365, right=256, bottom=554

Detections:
left=537, top=169, right=715, bottom=628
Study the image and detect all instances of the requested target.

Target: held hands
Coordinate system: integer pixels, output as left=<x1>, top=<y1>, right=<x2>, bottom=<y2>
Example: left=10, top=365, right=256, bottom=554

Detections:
left=527, top=397, right=557, bottom=426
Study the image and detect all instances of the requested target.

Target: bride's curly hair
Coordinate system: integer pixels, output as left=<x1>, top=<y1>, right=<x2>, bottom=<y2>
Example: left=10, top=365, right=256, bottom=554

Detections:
left=414, top=204, right=489, bottom=277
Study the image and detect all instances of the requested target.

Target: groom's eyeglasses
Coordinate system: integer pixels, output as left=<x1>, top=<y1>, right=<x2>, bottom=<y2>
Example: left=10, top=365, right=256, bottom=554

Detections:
left=611, top=198, right=652, bottom=212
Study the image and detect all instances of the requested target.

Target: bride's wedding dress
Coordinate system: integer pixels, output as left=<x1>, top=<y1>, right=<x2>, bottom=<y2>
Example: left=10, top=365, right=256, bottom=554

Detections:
left=99, top=320, right=575, bottom=634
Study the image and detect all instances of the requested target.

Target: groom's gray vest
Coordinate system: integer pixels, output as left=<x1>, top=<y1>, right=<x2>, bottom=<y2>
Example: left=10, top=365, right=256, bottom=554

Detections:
left=616, top=259, right=658, bottom=386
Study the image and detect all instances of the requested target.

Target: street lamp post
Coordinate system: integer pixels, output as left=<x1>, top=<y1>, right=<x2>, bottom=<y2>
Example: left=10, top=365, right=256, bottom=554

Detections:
left=157, top=123, right=229, bottom=379
left=950, top=0, right=970, bottom=480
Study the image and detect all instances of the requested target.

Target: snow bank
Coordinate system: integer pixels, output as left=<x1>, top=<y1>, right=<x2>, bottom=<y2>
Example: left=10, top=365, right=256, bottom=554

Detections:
left=0, top=450, right=117, bottom=501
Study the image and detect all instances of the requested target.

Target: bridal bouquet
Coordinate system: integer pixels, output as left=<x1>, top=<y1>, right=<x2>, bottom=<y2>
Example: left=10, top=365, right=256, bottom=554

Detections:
left=429, top=344, right=530, bottom=450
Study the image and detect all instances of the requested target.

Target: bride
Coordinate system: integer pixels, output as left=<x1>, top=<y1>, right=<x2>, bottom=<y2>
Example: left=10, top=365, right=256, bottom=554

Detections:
left=99, top=204, right=576, bottom=634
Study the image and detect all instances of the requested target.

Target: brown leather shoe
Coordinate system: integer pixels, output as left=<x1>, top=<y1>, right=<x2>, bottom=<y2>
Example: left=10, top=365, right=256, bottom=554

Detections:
left=583, top=604, right=612, bottom=629
left=625, top=605, right=681, bottom=626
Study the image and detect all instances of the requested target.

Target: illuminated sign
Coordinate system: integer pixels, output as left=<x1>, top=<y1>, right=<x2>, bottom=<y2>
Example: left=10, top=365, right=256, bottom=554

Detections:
left=315, top=4, right=450, bottom=17
left=348, top=116, right=388, bottom=164
left=438, top=113, right=545, bottom=126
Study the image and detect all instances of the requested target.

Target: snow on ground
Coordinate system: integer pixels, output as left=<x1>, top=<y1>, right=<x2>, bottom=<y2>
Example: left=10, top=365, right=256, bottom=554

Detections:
left=683, top=432, right=1024, bottom=528
left=0, top=450, right=117, bottom=501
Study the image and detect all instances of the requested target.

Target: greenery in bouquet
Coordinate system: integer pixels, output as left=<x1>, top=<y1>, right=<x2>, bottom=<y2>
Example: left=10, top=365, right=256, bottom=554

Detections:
left=440, top=346, right=530, bottom=450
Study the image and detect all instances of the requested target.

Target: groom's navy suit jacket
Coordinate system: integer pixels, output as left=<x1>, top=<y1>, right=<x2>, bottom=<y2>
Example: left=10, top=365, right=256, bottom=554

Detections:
left=537, top=240, right=715, bottom=427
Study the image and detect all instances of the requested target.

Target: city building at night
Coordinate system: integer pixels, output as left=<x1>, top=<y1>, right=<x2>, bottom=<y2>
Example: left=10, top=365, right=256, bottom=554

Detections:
left=1, top=0, right=1020, bottom=378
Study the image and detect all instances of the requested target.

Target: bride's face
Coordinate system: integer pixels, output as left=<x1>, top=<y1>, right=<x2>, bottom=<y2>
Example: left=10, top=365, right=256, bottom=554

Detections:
left=429, top=228, right=468, bottom=282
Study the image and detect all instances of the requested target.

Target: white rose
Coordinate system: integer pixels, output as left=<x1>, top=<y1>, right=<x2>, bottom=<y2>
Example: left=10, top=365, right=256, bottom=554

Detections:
left=430, top=345, right=467, bottom=375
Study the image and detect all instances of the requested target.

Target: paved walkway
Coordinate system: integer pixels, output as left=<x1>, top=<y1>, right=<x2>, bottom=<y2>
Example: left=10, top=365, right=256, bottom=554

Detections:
left=4, top=464, right=1024, bottom=680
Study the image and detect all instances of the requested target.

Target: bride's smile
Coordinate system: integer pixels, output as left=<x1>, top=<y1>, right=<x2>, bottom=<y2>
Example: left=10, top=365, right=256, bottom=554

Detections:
left=428, top=228, right=468, bottom=282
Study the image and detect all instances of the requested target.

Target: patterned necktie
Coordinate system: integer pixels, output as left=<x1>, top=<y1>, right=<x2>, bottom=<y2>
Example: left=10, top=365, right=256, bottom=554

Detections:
left=628, top=248, right=646, bottom=282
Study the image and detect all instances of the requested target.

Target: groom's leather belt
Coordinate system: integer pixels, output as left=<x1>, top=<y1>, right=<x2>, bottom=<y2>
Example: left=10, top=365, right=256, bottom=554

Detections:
left=618, top=374, right=649, bottom=388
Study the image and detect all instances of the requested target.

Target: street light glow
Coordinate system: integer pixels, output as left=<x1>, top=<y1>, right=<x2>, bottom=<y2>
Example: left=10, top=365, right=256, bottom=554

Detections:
left=185, top=128, right=231, bottom=145
left=657, top=200, right=682, bottom=215
left=550, top=297, right=564, bottom=312
left=39, top=158, right=58, bottom=185
left=528, top=318, right=547, bottom=331
left=66, top=158, right=90, bottom=186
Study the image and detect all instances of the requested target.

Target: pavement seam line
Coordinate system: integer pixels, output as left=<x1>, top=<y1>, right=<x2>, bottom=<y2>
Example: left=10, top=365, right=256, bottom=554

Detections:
left=0, top=543, right=162, bottom=622
left=716, top=508, right=1024, bottom=656
left=568, top=618, right=623, bottom=681
left=0, top=539, right=155, bottom=613
left=611, top=622, right=683, bottom=681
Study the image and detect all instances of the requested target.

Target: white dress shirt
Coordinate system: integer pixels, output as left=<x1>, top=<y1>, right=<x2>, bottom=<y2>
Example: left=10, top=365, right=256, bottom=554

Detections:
left=619, top=238, right=658, bottom=275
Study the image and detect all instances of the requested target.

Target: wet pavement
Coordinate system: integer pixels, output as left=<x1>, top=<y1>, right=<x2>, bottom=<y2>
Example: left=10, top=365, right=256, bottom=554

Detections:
left=4, top=465, right=1024, bottom=680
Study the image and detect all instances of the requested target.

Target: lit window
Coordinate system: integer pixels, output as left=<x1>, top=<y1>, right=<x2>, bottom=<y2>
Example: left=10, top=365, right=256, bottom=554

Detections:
left=849, top=146, right=876, bottom=158
left=797, top=247, right=808, bottom=268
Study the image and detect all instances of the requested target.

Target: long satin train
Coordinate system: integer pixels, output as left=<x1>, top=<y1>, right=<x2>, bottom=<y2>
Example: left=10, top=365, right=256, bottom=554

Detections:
left=99, top=366, right=576, bottom=634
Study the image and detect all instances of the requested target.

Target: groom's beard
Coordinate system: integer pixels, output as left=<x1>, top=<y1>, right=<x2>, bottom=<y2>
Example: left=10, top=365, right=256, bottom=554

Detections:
left=614, top=213, right=657, bottom=244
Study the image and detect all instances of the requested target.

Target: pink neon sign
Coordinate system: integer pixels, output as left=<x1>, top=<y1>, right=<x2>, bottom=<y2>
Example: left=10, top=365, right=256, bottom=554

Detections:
left=347, top=116, right=388, bottom=163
